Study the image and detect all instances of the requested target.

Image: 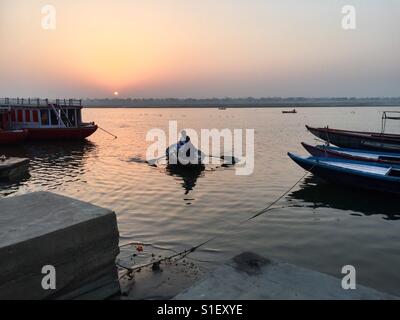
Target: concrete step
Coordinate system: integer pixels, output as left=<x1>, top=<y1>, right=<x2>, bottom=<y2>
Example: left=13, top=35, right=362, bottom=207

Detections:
left=175, top=252, right=398, bottom=300
left=0, top=191, right=121, bottom=300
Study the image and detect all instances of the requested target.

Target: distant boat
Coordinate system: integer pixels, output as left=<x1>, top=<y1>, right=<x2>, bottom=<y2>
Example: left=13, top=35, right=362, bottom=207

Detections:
left=282, top=109, right=297, bottom=114
left=302, top=142, right=400, bottom=165
left=288, top=152, right=400, bottom=194
left=306, top=125, right=400, bottom=152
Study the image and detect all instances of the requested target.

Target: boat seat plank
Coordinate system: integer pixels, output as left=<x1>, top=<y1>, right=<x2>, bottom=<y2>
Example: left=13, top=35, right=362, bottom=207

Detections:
left=338, top=150, right=380, bottom=160
left=320, top=160, right=391, bottom=175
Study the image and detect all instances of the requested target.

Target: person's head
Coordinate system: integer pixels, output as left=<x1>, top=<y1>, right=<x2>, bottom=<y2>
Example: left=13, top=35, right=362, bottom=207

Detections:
left=180, top=130, right=187, bottom=141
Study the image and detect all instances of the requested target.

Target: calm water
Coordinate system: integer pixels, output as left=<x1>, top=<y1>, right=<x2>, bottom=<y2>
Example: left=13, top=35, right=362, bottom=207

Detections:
left=2, top=107, right=400, bottom=296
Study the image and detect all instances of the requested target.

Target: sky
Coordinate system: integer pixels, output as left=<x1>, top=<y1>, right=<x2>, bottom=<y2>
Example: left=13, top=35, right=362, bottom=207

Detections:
left=0, top=0, right=399, bottom=98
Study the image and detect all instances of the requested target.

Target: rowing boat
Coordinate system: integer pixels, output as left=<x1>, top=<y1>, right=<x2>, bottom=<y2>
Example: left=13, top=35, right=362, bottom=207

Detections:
left=306, top=125, right=400, bottom=152
left=282, top=109, right=297, bottom=114
left=301, top=142, right=400, bottom=165
left=166, top=143, right=205, bottom=168
left=288, top=152, right=400, bottom=194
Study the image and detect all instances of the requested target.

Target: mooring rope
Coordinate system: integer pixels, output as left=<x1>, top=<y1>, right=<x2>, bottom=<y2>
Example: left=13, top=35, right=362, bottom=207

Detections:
left=241, top=168, right=312, bottom=223
left=118, top=166, right=314, bottom=280
left=98, top=126, right=118, bottom=139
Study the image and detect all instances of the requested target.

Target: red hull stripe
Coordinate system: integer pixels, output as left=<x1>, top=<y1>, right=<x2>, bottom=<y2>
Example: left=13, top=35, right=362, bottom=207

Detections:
left=0, top=130, right=28, bottom=145
left=26, top=125, right=98, bottom=141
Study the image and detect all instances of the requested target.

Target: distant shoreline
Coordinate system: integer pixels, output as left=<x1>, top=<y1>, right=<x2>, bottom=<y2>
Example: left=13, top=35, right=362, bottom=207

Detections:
left=84, top=104, right=400, bottom=108
left=83, top=97, right=400, bottom=108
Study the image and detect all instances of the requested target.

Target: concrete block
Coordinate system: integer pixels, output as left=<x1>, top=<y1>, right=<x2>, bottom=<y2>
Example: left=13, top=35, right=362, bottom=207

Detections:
left=0, top=191, right=120, bottom=300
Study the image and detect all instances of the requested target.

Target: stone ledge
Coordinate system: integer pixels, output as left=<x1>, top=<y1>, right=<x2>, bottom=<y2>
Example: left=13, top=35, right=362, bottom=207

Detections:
left=0, top=192, right=120, bottom=300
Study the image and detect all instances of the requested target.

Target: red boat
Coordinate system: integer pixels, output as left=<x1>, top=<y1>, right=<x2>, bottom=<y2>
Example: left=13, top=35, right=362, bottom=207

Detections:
left=0, top=129, right=28, bottom=145
left=26, top=124, right=98, bottom=141
left=0, top=98, right=97, bottom=142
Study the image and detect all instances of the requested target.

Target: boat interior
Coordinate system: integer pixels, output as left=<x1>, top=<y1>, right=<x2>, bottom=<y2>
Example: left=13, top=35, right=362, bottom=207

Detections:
left=294, top=153, right=400, bottom=177
left=320, top=145, right=400, bottom=160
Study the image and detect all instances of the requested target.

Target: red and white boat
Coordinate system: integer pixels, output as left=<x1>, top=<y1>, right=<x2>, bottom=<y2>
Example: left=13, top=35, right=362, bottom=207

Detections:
left=0, top=98, right=97, bottom=143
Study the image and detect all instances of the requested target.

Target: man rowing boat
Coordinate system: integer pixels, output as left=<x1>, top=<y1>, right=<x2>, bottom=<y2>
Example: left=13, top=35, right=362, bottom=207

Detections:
left=166, top=130, right=205, bottom=166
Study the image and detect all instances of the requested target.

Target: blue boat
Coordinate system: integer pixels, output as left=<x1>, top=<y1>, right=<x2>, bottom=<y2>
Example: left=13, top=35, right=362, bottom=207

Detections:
left=301, top=142, right=400, bottom=165
left=288, top=152, right=400, bottom=194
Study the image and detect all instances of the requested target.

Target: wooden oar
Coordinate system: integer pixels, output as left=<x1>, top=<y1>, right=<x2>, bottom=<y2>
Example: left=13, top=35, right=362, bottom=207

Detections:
left=207, top=154, right=238, bottom=165
left=146, top=155, right=167, bottom=166
left=147, top=151, right=238, bottom=167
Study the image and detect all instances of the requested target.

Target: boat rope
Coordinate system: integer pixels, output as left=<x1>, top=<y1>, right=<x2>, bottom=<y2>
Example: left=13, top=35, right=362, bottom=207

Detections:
left=241, top=167, right=313, bottom=223
left=325, top=126, right=330, bottom=146
left=99, top=126, right=118, bottom=139
left=118, top=165, right=314, bottom=280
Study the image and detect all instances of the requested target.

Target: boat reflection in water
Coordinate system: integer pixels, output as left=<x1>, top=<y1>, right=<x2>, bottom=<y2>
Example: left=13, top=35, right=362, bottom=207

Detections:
left=0, top=141, right=97, bottom=196
left=288, top=176, right=400, bottom=220
left=165, top=163, right=206, bottom=195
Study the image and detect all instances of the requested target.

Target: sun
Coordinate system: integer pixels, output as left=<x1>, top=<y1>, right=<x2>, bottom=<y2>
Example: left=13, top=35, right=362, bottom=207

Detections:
left=113, top=91, right=119, bottom=96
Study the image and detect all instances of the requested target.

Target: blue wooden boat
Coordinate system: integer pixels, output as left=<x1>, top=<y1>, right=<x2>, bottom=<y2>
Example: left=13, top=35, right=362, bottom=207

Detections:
left=288, top=152, right=400, bottom=194
left=301, top=142, right=400, bottom=165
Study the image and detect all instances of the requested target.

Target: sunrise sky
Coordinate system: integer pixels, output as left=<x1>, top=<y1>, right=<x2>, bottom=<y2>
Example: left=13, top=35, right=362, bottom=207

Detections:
left=0, top=0, right=399, bottom=98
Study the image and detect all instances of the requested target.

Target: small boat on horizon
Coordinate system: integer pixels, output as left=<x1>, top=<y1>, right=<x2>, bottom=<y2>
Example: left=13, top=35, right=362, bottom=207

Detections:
left=288, top=152, right=400, bottom=195
left=282, top=109, right=297, bottom=114
left=301, top=142, right=400, bottom=165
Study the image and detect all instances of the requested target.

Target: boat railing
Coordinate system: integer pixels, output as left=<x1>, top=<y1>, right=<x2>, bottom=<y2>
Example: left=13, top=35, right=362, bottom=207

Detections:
left=0, top=98, right=83, bottom=108
left=381, top=111, right=400, bottom=133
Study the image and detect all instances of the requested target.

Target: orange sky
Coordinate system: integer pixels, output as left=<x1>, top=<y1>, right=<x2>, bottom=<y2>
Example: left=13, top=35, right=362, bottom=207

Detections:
left=1, top=0, right=399, bottom=98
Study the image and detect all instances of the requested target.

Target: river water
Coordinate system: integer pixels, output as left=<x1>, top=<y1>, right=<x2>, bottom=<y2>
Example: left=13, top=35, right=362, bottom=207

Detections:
left=1, top=106, right=400, bottom=296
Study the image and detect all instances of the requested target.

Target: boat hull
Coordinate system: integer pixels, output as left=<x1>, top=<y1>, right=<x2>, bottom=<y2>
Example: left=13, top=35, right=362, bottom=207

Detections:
left=0, top=130, right=28, bottom=145
left=288, top=153, right=400, bottom=195
left=301, top=142, right=400, bottom=165
left=0, top=157, right=30, bottom=181
left=26, top=125, right=98, bottom=141
left=166, top=144, right=205, bottom=167
left=306, top=125, right=400, bottom=152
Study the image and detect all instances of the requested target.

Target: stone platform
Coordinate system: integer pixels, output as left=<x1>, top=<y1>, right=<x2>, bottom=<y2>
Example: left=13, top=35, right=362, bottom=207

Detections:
left=0, top=191, right=120, bottom=299
left=175, top=252, right=398, bottom=300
